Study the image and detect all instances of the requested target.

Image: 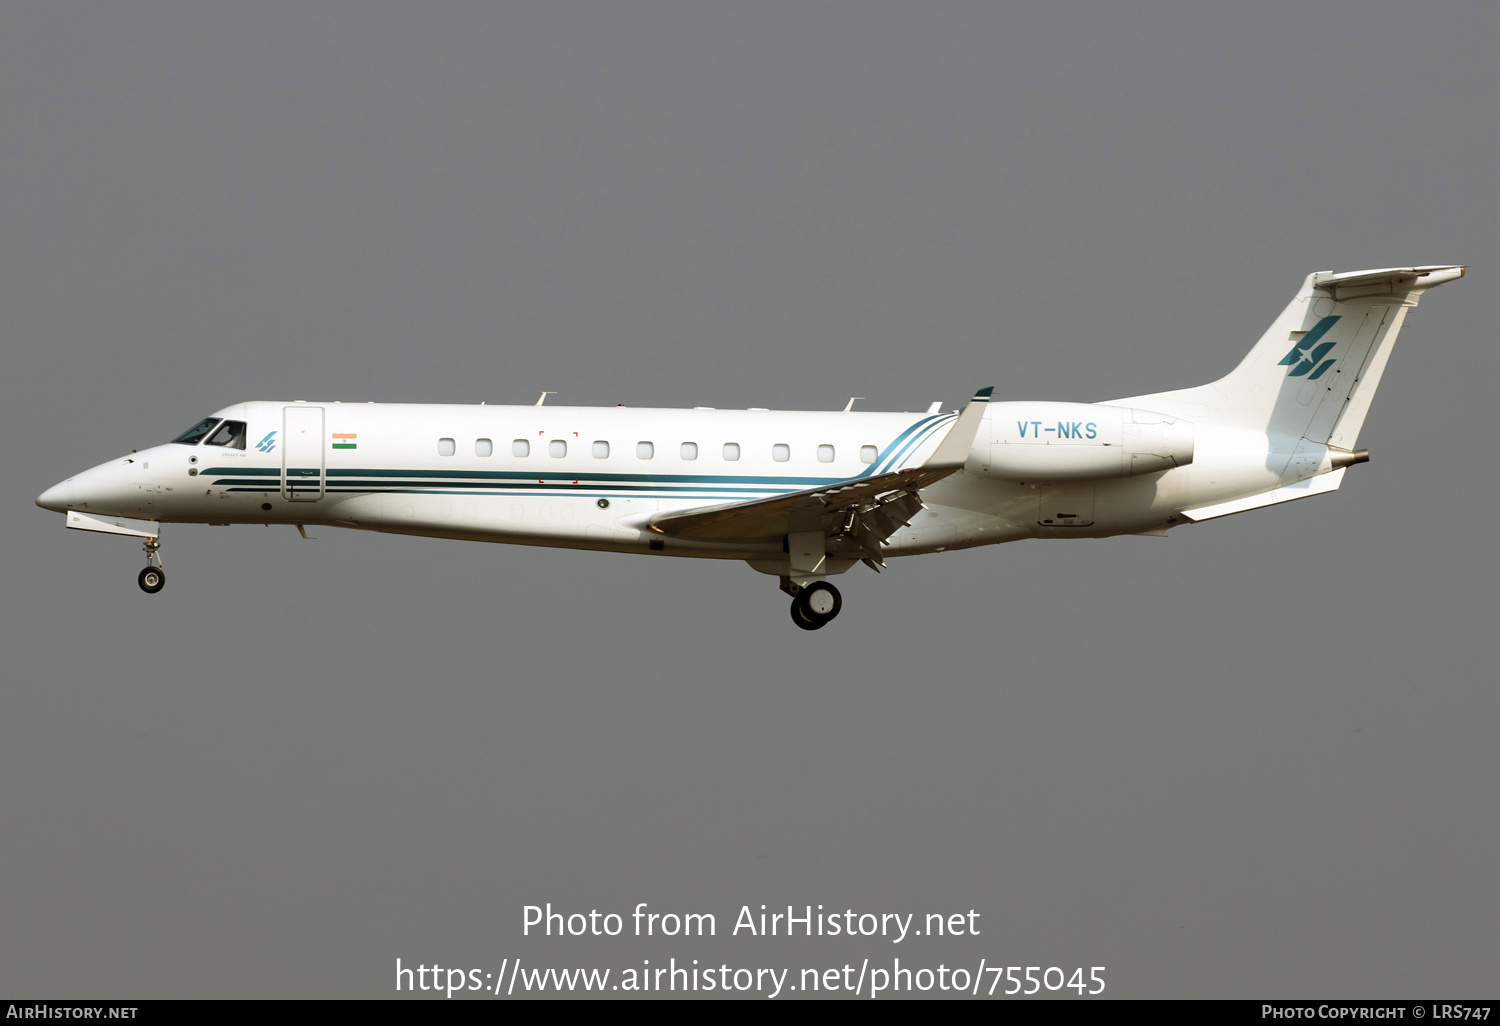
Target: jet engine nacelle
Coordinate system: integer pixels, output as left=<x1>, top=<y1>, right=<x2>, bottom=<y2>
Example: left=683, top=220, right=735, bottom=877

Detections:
left=969, top=402, right=1194, bottom=481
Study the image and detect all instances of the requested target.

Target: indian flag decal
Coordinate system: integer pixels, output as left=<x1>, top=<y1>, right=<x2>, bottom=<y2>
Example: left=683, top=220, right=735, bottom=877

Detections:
left=332, top=433, right=357, bottom=450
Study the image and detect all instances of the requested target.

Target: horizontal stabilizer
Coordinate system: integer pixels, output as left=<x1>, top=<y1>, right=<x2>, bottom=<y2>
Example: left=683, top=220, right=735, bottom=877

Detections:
left=1310, top=265, right=1464, bottom=295
left=1182, top=469, right=1346, bottom=522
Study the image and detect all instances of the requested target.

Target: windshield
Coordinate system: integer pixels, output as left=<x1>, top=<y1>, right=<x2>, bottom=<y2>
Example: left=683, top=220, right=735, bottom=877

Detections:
left=204, top=420, right=247, bottom=450
left=171, top=418, right=221, bottom=445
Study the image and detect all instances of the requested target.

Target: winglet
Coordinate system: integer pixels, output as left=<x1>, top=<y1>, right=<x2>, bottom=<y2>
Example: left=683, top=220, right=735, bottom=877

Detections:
left=925, top=387, right=993, bottom=469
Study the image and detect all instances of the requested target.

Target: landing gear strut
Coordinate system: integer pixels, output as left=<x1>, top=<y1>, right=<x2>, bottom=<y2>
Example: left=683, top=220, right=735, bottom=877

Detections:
left=787, top=580, right=842, bottom=631
left=138, top=536, right=165, bottom=594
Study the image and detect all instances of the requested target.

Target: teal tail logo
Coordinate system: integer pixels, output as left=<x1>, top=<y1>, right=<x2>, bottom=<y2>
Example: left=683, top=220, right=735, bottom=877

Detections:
left=1278, top=315, right=1341, bottom=380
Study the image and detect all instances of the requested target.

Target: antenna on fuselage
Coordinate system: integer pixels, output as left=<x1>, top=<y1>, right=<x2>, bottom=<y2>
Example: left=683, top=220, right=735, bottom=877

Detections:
left=535, top=392, right=556, bottom=406
left=842, top=397, right=865, bottom=412
left=925, top=401, right=942, bottom=414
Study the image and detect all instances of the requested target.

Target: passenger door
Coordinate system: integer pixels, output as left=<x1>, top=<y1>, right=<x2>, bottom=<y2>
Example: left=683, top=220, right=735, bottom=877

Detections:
left=282, top=406, right=324, bottom=501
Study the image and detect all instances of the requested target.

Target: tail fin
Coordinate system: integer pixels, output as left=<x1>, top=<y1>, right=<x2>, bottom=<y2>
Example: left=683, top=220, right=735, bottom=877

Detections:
left=1111, top=265, right=1464, bottom=447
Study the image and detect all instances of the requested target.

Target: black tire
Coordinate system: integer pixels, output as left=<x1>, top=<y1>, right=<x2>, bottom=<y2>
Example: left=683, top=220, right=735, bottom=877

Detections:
left=790, top=581, right=841, bottom=629
left=790, top=597, right=824, bottom=630
left=138, top=566, right=165, bottom=594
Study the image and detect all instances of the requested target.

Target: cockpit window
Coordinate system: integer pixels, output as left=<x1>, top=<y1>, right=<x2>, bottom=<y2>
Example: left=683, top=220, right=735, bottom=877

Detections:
left=171, top=418, right=221, bottom=445
left=204, top=420, right=247, bottom=450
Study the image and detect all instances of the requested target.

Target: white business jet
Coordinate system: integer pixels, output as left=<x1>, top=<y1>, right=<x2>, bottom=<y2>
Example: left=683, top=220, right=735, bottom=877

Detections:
left=37, top=266, right=1463, bottom=629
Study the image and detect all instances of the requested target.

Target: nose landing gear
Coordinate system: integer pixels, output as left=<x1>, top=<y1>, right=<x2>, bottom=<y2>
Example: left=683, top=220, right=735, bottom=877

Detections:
left=787, top=580, right=842, bottom=631
left=138, top=536, right=165, bottom=594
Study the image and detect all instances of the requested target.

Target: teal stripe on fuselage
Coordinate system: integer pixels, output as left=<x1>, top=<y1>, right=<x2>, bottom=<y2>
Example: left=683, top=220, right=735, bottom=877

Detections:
left=223, top=487, right=798, bottom=501
left=870, top=414, right=954, bottom=475
left=205, top=467, right=841, bottom=487
left=326, top=468, right=844, bottom=484
left=218, top=481, right=800, bottom=496
left=864, top=415, right=940, bottom=475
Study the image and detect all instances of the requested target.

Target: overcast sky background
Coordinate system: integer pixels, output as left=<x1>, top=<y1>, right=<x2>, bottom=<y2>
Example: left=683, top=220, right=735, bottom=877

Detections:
left=3, top=1, right=1497, bottom=999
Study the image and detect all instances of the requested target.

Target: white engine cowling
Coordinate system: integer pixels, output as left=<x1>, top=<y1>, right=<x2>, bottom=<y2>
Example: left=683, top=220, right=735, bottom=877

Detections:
left=968, top=402, right=1194, bottom=481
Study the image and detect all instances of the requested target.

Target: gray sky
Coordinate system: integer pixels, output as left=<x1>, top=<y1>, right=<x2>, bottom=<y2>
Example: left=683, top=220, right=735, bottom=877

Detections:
left=4, top=1, right=1497, bottom=998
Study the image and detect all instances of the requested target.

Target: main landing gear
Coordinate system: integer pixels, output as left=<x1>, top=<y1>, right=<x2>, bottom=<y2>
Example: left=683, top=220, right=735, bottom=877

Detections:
left=787, top=580, right=842, bottom=631
left=137, top=536, right=165, bottom=594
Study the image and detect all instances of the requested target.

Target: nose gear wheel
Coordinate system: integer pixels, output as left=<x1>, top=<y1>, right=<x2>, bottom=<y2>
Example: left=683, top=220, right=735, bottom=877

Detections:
left=138, top=535, right=165, bottom=593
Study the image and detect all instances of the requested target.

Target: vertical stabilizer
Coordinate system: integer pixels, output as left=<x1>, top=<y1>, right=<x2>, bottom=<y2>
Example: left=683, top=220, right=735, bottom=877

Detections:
left=1109, top=266, right=1464, bottom=448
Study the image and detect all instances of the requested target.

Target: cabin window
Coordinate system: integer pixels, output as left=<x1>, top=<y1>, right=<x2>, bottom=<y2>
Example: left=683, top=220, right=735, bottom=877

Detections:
left=722, top=443, right=740, bottom=461
left=860, top=445, right=878, bottom=464
left=205, top=420, right=248, bottom=450
left=593, top=440, right=610, bottom=458
left=170, top=418, right=220, bottom=446
left=550, top=439, right=567, bottom=457
left=475, top=438, right=493, bottom=457
left=512, top=439, right=530, bottom=457
left=817, top=444, right=835, bottom=463
left=680, top=442, right=698, bottom=461
left=637, top=441, right=654, bottom=459
left=438, top=438, right=456, bottom=456
left=772, top=444, right=790, bottom=462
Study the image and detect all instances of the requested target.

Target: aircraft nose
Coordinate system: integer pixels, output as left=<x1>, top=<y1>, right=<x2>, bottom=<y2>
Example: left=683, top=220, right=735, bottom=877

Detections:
left=37, top=458, right=136, bottom=514
left=37, top=479, right=73, bottom=512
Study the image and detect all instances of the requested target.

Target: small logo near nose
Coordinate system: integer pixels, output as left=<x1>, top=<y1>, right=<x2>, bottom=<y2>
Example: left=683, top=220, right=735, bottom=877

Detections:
left=255, top=431, right=278, bottom=453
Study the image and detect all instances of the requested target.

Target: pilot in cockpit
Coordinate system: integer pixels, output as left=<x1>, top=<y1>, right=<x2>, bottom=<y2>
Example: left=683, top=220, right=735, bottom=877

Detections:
left=204, top=420, right=247, bottom=450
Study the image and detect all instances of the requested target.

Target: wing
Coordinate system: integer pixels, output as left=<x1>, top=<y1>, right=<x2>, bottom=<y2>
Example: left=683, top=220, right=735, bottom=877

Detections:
left=648, top=387, right=992, bottom=546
